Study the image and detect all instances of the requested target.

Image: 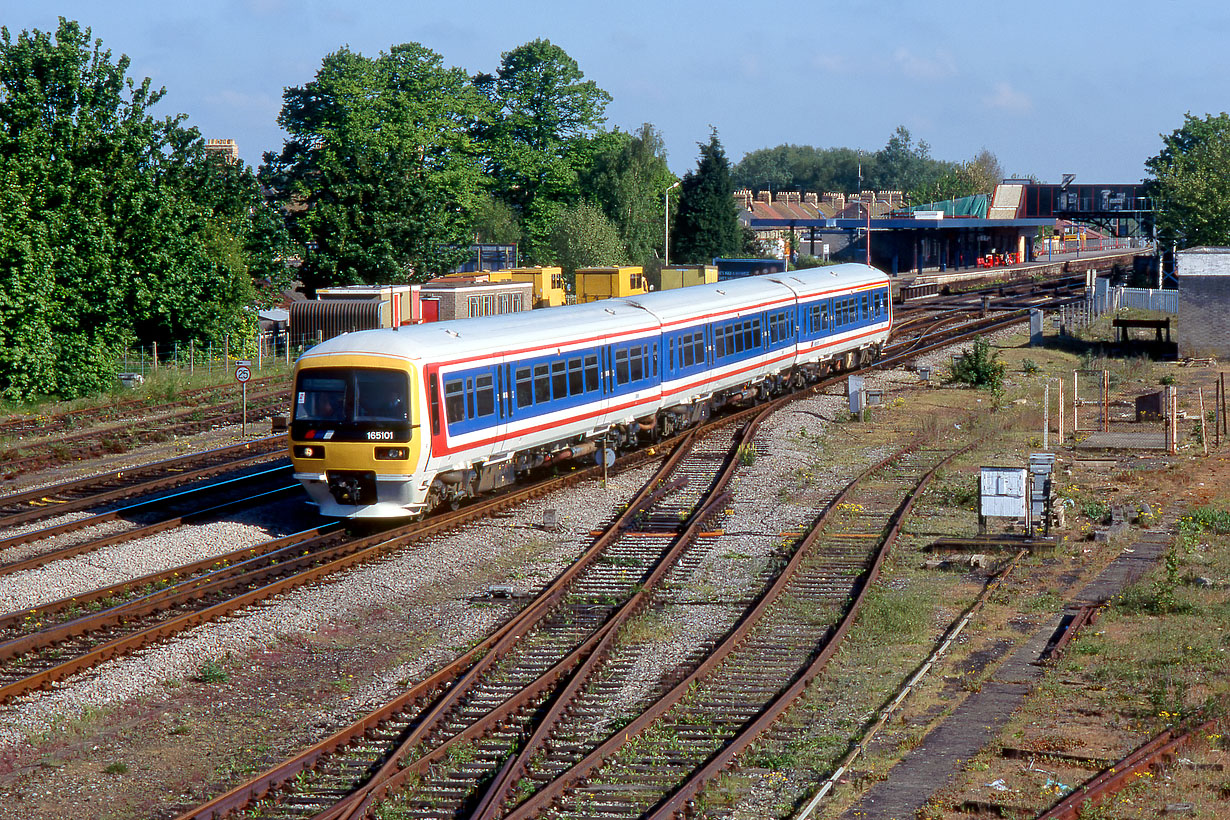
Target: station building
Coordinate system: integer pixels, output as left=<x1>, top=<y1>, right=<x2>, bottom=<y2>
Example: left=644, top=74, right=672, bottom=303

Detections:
left=736, top=182, right=1148, bottom=276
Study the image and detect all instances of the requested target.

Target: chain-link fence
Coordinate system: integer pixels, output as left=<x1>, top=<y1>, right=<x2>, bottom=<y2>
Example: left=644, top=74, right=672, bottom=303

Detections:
left=117, top=331, right=325, bottom=382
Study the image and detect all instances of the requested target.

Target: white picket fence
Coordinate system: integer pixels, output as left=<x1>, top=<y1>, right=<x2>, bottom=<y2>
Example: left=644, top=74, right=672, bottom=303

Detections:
left=1092, top=279, right=1178, bottom=314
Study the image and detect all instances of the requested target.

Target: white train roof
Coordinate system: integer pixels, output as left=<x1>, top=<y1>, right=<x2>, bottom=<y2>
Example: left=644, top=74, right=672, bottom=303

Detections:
left=617, top=263, right=886, bottom=325
left=764, top=262, right=888, bottom=299
left=299, top=263, right=889, bottom=365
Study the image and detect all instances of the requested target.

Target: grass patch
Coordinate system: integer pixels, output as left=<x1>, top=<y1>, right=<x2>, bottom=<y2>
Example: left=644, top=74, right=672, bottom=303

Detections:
left=195, top=657, right=230, bottom=684
left=856, top=582, right=933, bottom=644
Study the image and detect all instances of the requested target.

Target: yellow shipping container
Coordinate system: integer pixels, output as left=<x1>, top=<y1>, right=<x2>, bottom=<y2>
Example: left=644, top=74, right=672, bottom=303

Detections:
left=574, top=266, right=647, bottom=303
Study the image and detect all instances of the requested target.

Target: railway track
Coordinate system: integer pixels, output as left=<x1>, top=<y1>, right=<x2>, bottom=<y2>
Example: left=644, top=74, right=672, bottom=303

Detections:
left=0, top=464, right=298, bottom=575
left=0, top=301, right=1043, bottom=819
left=0, top=435, right=288, bottom=530
left=478, top=441, right=975, bottom=820
left=169, top=420, right=736, bottom=820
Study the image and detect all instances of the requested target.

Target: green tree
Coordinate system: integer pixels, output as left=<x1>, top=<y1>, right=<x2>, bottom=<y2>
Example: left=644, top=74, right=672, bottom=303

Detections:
left=733, top=144, right=870, bottom=194
left=469, top=191, right=523, bottom=245
left=0, top=19, right=274, bottom=400
left=1144, top=112, right=1230, bottom=248
left=872, top=125, right=942, bottom=193
left=581, top=123, right=676, bottom=267
left=262, top=42, right=487, bottom=293
left=547, top=201, right=626, bottom=278
left=478, top=39, right=612, bottom=261
left=672, top=129, right=742, bottom=264
left=910, top=150, right=1003, bottom=205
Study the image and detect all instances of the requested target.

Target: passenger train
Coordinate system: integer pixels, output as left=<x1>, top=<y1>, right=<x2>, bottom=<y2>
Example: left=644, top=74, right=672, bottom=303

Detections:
left=289, top=264, right=892, bottom=519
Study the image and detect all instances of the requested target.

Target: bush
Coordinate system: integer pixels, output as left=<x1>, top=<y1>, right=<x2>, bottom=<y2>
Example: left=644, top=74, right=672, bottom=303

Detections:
left=949, top=337, right=1005, bottom=390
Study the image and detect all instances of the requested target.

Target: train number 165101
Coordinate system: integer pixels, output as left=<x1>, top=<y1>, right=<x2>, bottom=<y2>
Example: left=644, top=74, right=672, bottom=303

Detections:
left=366, top=431, right=394, bottom=440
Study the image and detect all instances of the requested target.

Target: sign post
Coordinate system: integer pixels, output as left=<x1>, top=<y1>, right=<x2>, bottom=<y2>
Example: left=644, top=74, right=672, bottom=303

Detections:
left=235, top=360, right=251, bottom=436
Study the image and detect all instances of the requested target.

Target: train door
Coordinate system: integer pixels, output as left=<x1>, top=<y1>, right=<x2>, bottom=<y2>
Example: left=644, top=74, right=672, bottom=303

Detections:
left=491, top=357, right=513, bottom=454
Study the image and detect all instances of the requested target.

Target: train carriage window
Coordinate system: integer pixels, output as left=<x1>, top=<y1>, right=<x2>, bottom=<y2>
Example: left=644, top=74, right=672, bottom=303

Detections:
left=474, top=374, right=495, bottom=417
left=741, top=320, right=754, bottom=352
left=652, top=342, right=658, bottom=376
left=714, top=328, right=726, bottom=360
left=584, top=354, right=600, bottom=392
left=631, top=345, right=644, bottom=382
left=515, top=367, right=532, bottom=407
left=668, top=337, right=675, bottom=371
left=567, top=357, right=583, bottom=395
left=443, top=379, right=465, bottom=423
left=861, top=294, right=869, bottom=319
left=533, top=364, right=550, bottom=403
left=682, top=333, right=694, bottom=367
left=551, top=360, right=567, bottom=399
left=822, top=303, right=830, bottom=329
left=691, top=334, right=703, bottom=365
left=615, top=348, right=630, bottom=385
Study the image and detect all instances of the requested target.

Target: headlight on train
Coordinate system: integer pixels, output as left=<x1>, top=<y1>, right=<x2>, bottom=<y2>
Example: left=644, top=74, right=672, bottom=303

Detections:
left=294, top=445, right=325, bottom=459
left=375, top=446, right=410, bottom=460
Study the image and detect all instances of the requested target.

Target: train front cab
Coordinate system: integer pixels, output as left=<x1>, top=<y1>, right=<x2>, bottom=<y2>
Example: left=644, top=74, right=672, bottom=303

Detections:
left=289, top=354, right=427, bottom=518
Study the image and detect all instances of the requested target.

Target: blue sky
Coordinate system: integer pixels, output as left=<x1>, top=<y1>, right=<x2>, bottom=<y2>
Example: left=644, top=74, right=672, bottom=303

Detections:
left=6, top=1, right=1228, bottom=185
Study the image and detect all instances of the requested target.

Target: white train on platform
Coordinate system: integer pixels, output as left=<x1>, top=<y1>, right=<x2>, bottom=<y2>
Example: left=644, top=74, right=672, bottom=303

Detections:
left=289, top=264, right=892, bottom=519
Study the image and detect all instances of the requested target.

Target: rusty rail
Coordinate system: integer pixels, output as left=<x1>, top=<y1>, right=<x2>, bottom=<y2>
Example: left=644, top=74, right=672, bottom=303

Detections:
left=1035, top=717, right=1223, bottom=820
left=0, top=435, right=286, bottom=529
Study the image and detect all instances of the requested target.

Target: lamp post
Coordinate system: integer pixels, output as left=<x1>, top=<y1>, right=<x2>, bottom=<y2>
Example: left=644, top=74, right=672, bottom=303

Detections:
left=664, top=180, right=681, bottom=266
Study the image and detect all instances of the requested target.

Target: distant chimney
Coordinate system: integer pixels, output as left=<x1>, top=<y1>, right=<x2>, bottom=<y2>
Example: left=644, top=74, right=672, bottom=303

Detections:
left=204, top=138, right=240, bottom=164
left=756, top=190, right=772, bottom=204
left=733, top=189, right=752, bottom=209
left=803, top=192, right=819, bottom=206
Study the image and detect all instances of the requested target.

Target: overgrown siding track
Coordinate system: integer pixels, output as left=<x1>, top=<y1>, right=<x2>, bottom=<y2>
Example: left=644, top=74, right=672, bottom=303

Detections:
left=0, top=383, right=290, bottom=479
